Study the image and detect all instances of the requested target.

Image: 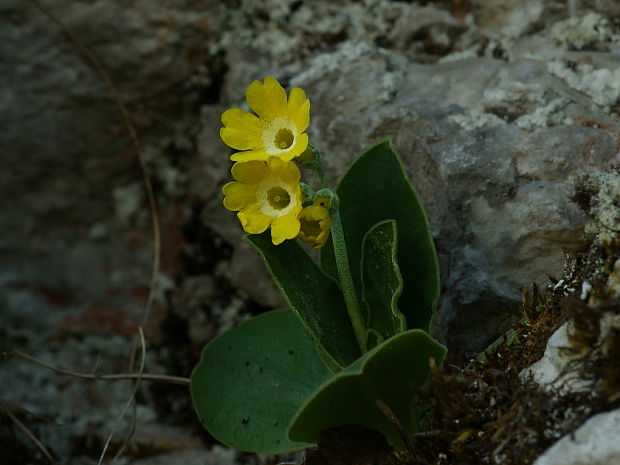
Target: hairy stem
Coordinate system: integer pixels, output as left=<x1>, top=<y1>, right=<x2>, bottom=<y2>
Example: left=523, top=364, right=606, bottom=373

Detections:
left=329, top=204, right=367, bottom=354
left=313, top=148, right=366, bottom=354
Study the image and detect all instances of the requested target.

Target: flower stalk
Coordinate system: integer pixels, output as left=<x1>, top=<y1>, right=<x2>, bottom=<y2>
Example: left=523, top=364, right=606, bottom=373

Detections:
left=308, top=148, right=367, bottom=353
left=329, top=197, right=368, bottom=354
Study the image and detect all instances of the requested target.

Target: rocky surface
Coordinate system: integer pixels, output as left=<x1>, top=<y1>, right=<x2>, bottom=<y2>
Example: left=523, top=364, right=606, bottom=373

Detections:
left=522, top=311, right=620, bottom=395
left=1, top=0, right=620, bottom=463
left=533, top=408, right=620, bottom=465
left=201, top=0, right=620, bottom=352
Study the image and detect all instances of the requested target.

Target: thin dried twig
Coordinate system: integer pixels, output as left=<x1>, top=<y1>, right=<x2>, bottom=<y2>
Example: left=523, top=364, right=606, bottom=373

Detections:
left=2, top=405, right=57, bottom=463
left=112, top=402, right=139, bottom=462
left=98, top=327, right=147, bottom=465
left=10, top=349, right=189, bottom=385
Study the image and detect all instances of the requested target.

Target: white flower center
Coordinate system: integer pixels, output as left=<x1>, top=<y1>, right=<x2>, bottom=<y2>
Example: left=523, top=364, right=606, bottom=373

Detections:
left=263, top=117, right=297, bottom=155
left=256, top=179, right=297, bottom=218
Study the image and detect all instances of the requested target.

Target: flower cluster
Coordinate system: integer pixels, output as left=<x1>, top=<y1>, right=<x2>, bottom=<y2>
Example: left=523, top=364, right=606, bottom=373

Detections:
left=221, top=77, right=330, bottom=247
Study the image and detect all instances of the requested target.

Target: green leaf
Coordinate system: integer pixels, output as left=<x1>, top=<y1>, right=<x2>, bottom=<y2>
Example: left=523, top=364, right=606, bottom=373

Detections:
left=190, top=309, right=333, bottom=453
left=321, top=140, right=440, bottom=333
left=246, top=232, right=360, bottom=371
left=361, top=220, right=406, bottom=349
left=287, top=330, right=447, bottom=450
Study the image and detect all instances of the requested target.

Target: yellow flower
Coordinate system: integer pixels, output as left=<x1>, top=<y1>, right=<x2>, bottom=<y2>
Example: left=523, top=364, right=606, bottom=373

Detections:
left=223, top=157, right=303, bottom=245
left=220, top=76, right=310, bottom=162
left=297, top=197, right=331, bottom=249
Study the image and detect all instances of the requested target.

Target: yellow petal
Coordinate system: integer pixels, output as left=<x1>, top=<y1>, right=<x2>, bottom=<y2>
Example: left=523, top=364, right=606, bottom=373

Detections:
left=220, top=127, right=262, bottom=151
left=266, top=157, right=301, bottom=183
left=265, top=156, right=284, bottom=173
left=313, top=229, right=330, bottom=249
left=287, top=87, right=306, bottom=112
left=287, top=88, right=310, bottom=132
left=231, top=160, right=268, bottom=184
left=221, top=108, right=262, bottom=132
left=230, top=149, right=271, bottom=162
left=238, top=204, right=270, bottom=234
left=271, top=214, right=301, bottom=245
left=246, top=76, right=287, bottom=119
left=222, top=182, right=257, bottom=211
left=281, top=159, right=302, bottom=183
left=279, top=132, right=308, bottom=161
left=297, top=205, right=331, bottom=249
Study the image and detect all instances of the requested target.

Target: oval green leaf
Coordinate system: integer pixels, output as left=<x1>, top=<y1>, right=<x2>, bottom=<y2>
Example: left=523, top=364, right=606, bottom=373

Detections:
left=190, top=309, right=332, bottom=453
left=321, top=140, right=440, bottom=332
left=287, top=329, right=447, bottom=450
left=246, top=231, right=360, bottom=370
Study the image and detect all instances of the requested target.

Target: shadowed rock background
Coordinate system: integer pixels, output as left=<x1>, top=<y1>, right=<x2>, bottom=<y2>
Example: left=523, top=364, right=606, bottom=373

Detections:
left=1, top=0, right=619, bottom=463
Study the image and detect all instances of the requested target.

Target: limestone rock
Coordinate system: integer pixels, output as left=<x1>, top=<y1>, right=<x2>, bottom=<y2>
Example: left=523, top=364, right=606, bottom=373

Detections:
left=521, top=303, right=620, bottom=395
left=286, top=39, right=617, bottom=351
left=533, top=408, right=620, bottom=465
left=520, top=321, right=592, bottom=394
left=194, top=2, right=620, bottom=351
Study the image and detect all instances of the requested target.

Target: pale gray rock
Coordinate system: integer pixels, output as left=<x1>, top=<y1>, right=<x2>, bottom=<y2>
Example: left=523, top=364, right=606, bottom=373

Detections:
left=468, top=181, right=584, bottom=288
left=286, top=37, right=617, bottom=350
left=194, top=106, right=231, bottom=202
left=200, top=2, right=620, bottom=351
left=533, top=408, right=620, bottom=465
left=208, top=19, right=620, bottom=349
left=522, top=306, right=620, bottom=395
left=520, top=321, right=592, bottom=394
left=513, top=126, right=618, bottom=181
left=583, top=169, right=620, bottom=241
left=550, top=12, right=614, bottom=50
left=228, top=242, right=287, bottom=309
left=438, top=246, right=521, bottom=350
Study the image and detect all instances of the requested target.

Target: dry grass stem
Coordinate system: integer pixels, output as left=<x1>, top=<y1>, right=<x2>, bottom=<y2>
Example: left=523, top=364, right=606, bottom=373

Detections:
left=2, top=405, right=57, bottom=463
left=98, top=327, right=146, bottom=465
left=10, top=349, right=189, bottom=385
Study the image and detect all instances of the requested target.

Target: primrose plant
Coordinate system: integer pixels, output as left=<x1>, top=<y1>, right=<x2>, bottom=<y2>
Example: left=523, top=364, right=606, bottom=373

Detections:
left=190, top=77, right=446, bottom=454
